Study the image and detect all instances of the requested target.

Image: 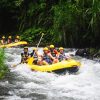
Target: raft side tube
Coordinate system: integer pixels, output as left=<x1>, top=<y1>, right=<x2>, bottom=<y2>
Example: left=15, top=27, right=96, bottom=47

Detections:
left=27, top=59, right=81, bottom=72
left=0, top=41, right=27, bottom=48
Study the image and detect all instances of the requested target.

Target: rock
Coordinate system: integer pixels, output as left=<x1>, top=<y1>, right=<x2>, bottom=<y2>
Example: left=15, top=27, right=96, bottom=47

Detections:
left=75, top=48, right=90, bottom=58
left=75, top=48, right=100, bottom=59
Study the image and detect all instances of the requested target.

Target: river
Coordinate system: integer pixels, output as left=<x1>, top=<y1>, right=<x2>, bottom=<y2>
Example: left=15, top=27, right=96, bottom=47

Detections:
left=0, top=48, right=100, bottom=100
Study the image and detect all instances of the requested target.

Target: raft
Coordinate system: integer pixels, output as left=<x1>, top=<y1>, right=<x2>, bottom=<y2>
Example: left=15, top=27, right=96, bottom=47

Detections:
left=0, top=41, right=27, bottom=48
left=27, top=58, right=81, bottom=74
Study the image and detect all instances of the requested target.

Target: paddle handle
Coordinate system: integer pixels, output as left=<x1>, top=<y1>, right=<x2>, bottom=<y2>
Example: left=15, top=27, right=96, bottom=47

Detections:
left=36, top=33, right=44, bottom=48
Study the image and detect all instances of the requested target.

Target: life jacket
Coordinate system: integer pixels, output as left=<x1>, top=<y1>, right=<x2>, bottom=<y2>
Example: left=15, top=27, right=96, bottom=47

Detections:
left=50, top=49, right=57, bottom=57
left=7, top=39, right=12, bottom=44
left=43, top=53, right=52, bottom=64
left=21, top=52, right=29, bottom=63
left=59, top=52, right=66, bottom=62
left=30, top=52, right=38, bottom=60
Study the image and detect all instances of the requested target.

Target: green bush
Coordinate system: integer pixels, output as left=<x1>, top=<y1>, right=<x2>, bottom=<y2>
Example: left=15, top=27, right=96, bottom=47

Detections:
left=21, top=27, right=45, bottom=44
left=0, top=49, right=8, bottom=79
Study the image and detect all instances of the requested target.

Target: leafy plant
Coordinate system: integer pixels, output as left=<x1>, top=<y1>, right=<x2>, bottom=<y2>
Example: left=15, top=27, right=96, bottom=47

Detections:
left=0, top=49, right=9, bottom=79
left=0, top=0, right=100, bottom=47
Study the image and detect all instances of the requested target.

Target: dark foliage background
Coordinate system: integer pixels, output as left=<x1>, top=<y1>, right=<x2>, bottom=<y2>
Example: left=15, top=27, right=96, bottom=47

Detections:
left=0, top=0, right=100, bottom=48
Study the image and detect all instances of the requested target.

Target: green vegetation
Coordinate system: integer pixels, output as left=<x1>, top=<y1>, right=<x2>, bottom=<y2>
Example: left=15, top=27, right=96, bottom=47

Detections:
left=0, top=49, right=8, bottom=79
left=0, top=0, right=100, bottom=47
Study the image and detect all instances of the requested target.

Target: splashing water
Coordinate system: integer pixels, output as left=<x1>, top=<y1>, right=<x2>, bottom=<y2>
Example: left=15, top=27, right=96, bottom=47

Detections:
left=0, top=48, right=100, bottom=100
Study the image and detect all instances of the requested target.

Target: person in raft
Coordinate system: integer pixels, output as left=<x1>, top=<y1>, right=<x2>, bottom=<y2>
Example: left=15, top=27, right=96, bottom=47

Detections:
left=58, top=47, right=67, bottom=61
left=58, top=47, right=71, bottom=61
left=39, top=47, right=58, bottom=65
left=49, top=45, right=59, bottom=63
left=42, top=47, right=53, bottom=65
left=15, top=35, right=20, bottom=42
left=21, top=47, right=30, bottom=63
left=0, top=36, right=6, bottom=45
left=49, top=45, right=58, bottom=57
left=7, top=36, right=12, bottom=44
left=30, top=47, right=39, bottom=64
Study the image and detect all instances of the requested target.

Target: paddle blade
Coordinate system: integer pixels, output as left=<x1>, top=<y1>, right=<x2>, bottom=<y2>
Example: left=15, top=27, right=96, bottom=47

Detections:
left=27, top=57, right=34, bottom=65
left=12, top=64, right=17, bottom=67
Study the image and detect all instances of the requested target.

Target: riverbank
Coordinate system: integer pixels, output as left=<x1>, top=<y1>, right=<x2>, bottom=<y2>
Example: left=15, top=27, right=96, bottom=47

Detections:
left=0, top=49, right=9, bottom=79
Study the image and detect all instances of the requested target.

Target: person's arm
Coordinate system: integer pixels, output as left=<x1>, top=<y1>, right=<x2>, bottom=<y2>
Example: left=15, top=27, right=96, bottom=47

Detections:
left=56, top=52, right=60, bottom=59
left=1, top=40, right=4, bottom=45
left=35, top=50, right=39, bottom=57
left=21, top=53, right=23, bottom=63
left=30, top=52, right=33, bottom=57
left=48, top=53, right=55, bottom=60
left=7, top=39, right=9, bottom=44
left=54, top=49, right=58, bottom=54
left=54, top=49, right=59, bottom=57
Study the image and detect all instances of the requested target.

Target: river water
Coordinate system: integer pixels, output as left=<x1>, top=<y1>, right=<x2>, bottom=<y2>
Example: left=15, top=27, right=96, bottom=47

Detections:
left=0, top=48, right=100, bottom=100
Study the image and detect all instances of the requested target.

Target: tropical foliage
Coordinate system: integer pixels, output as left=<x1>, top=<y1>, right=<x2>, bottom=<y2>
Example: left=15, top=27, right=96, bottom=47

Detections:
left=0, top=0, right=100, bottom=47
left=0, top=49, right=8, bottom=79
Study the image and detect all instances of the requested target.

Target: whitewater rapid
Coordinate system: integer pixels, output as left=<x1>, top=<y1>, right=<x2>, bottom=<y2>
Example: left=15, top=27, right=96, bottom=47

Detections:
left=0, top=48, right=100, bottom=100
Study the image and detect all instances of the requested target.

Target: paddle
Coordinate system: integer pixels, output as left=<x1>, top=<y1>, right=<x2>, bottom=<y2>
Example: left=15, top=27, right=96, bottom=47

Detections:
left=28, top=33, right=44, bottom=64
left=13, top=63, right=21, bottom=67
left=36, top=33, right=44, bottom=49
left=12, top=33, right=44, bottom=67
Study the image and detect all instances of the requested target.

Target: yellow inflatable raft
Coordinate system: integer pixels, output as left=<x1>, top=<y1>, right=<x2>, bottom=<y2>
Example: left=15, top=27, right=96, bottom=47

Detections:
left=27, top=58, right=81, bottom=74
left=0, top=41, right=27, bottom=48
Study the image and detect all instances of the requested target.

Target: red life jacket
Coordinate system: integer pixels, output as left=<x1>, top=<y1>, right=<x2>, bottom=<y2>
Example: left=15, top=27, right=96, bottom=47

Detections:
left=50, top=49, right=58, bottom=57
left=7, top=39, right=12, bottom=44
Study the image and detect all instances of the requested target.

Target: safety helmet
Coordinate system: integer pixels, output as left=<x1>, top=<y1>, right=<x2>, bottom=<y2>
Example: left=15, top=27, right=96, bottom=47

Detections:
left=16, top=36, right=20, bottom=39
left=8, top=36, right=12, bottom=39
left=43, top=47, right=48, bottom=51
left=24, top=47, right=28, bottom=49
left=2, top=36, right=5, bottom=39
left=59, top=47, right=64, bottom=50
left=33, top=47, right=37, bottom=51
left=50, top=45, right=54, bottom=48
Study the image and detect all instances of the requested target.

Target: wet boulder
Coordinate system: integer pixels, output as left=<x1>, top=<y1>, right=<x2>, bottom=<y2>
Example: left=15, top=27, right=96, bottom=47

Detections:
left=75, top=48, right=100, bottom=59
left=75, top=48, right=90, bottom=58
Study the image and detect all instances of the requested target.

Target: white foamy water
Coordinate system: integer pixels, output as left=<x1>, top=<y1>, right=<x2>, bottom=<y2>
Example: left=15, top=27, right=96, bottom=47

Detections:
left=0, top=48, right=100, bottom=100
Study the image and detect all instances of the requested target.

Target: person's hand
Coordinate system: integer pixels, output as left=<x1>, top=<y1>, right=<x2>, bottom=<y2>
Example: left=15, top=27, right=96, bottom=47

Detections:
left=54, top=58, right=59, bottom=63
left=65, top=54, right=71, bottom=60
